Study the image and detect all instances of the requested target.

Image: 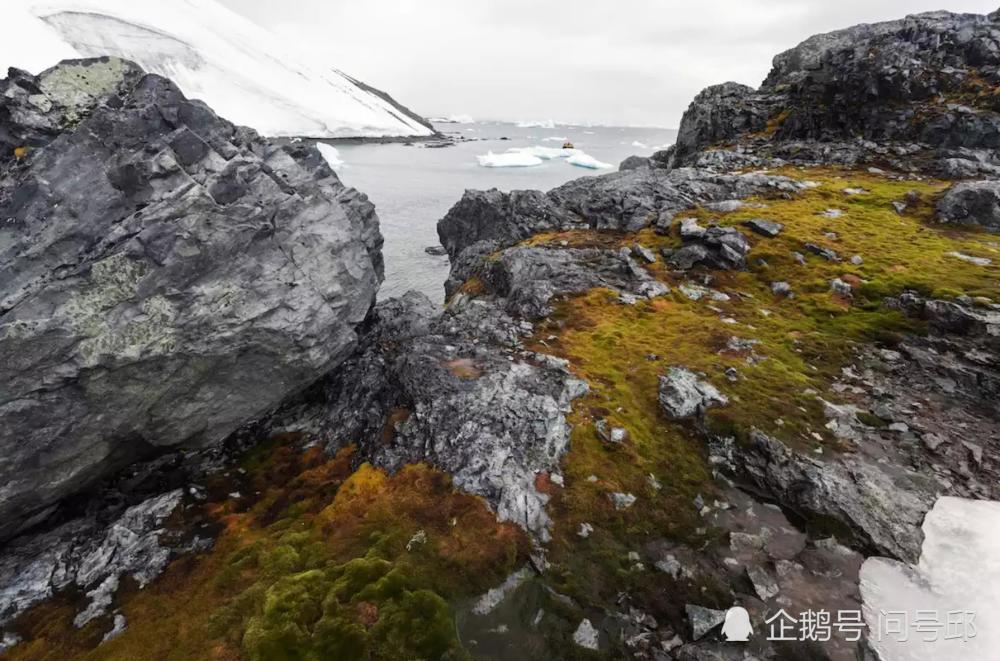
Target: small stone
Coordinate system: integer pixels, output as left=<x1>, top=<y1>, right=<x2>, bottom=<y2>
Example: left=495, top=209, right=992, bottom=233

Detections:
left=850, top=254, right=864, bottom=265
left=631, top=244, right=657, bottom=264
left=654, top=554, right=683, bottom=579
left=102, top=613, right=127, bottom=643
left=821, top=208, right=844, bottom=218
left=685, top=604, right=727, bottom=640
left=578, top=522, right=594, bottom=538
left=830, top=278, right=854, bottom=298
left=658, top=367, right=728, bottom=419
left=804, top=242, right=840, bottom=261
left=609, top=493, right=637, bottom=510
left=406, top=529, right=427, bottom=551
left=725, top=367, right=739, bottom=382
left=892, top=201, right=907, bottom=214
left=771, top=281, right=792, bottom=297
left=550, top=473, right=565, bottom=487
left=793, top=251, right=807, bottom=265
left=747, top=565, right=780, bottom=600
left=888, top=422, right=909, bottom=433
left=743, top=218, right=784, bottom=238
left=922, top=433, right=946, bottom=452
left=424, top=245, right=448, bottom=256
left=647, top=474, right=662, bottom=491
left=573, top=619, right=600, bottom=650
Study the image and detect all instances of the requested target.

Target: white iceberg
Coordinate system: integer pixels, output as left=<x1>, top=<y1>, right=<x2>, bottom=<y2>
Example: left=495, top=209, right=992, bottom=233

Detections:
left=542, top=136, right=569, bottom=142
left=316, top=143, right=344, bottom=171
left=476, top=151, right=543, bottom=168
left=2, top=0, right=434, bottom=139
left=517, top=119, right=558, bottom=129
left=506, top=146, right=581, bottom=160
left=431, top=114, right=475, bottom=124
left=860, top=496, right=1000, bottom=661
left=632, top=140, right=650, bottom=149
left=566, top=152, right=614, bottom=169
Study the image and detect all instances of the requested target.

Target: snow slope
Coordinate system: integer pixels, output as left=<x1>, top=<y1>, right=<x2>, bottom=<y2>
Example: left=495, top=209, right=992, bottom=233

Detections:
left=2, top=0, right=434, bottom=139
left=860, top=496, right=1000, bottom=661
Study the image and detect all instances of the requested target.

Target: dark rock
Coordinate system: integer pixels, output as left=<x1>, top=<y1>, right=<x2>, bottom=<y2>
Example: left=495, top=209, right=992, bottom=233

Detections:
left=936, top=180, right=1000, bottom=232
left=803, top=242, right=841, bottom=261
left=0, top=59, right=382, bottom=539
left=619, top=155, right=651, bottom=171
left=742, top=218, right=783, bottom=238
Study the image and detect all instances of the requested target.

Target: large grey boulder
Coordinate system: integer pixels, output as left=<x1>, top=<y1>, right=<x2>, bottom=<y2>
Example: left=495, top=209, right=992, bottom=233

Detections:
left=936, top=180, right=1000, bottom=232
left=0, top=59, right=382, bottom=540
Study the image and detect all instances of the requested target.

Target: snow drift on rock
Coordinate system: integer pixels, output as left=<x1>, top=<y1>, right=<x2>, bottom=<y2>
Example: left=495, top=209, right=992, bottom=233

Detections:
left=476, top=151, right=543, bottom=168
left=2, top=0, right=434, bottom=139
left=860, top=496, right=1000, bottom=661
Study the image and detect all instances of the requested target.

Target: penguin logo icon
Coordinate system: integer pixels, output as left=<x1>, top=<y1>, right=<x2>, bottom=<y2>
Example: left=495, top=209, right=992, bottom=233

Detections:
left=722, top=606, right=753, bottom=642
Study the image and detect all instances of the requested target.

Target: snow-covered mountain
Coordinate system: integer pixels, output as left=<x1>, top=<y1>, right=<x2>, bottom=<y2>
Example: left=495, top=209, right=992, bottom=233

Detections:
left=2, top=0, right=435, bottom=139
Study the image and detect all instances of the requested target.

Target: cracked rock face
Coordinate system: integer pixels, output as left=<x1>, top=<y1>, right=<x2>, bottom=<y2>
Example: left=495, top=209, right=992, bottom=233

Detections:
left=270, top=292, right=588, bottom=540
left=0, top=58, right=382, bottom=540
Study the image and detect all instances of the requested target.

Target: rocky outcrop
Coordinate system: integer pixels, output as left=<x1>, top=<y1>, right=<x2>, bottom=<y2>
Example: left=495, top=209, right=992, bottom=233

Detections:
left=662, top=9, right=1000, bottom=170
left=269, top=292, right=588, bottom=540
left=937, top=179, right=1000, bottom=231
left=0, top=59, right=382, bottom=540
left=439, top=167, right=805, bottom=296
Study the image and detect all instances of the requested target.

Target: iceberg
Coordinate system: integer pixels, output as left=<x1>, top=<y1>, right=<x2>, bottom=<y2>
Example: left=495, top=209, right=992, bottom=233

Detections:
left=2, top=0, right=434, bottom=139
left=517, top=119, right=558, bottom=129
left=542, top=136, right=569, bottom=142
left=506, top=146, right=580, bottom=160
left=632, top=140, right=650, bottom=149
left=431, top=114, right=475, bottom=124
left=566, top=152, right=614, bottom=169
left=316, top=143, right=344, bottom=171
left=476, top=151, right=544, bottom=168
left=859, top=496, right=1000, bottom=661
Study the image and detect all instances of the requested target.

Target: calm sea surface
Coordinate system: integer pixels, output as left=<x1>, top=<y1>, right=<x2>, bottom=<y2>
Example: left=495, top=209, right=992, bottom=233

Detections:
left=335, top=121, right=678, bottom=303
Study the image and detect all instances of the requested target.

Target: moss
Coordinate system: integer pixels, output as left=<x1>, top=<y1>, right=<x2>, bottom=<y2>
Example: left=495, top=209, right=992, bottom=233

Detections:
left=9, top=443, right=528, bottom=660
left=521, top=166, right=998, bottom=634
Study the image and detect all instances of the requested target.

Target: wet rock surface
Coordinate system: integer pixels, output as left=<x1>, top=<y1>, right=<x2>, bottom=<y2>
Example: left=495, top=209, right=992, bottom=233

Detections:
left=0, top=58, right=382, bottom=540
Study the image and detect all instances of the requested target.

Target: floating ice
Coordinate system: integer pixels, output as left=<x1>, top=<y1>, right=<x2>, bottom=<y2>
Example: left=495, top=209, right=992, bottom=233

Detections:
left=566, top=152, right=613, bottom=169
left=860, top=496, right=1000, bottom=661
left=632, top=140, right=649, bottom=149
left=316, top=143, right=344, bottom=171
left=506, top=146, right=580, bottom=160
left=542, top=136, right=569, bottom=142
left=431, top=114, right=474, bottom=124
left=517, top=119, right=558, bottom=129
left=476, top=151, right=544, bottom=168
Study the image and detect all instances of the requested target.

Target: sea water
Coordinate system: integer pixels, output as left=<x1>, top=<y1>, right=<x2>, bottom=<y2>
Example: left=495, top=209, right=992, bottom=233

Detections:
left=335, top=121, right=678, bottom=303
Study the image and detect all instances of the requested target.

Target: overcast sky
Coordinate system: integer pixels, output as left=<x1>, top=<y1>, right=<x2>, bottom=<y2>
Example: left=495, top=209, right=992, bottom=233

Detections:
left=219, top=1, right=998, bottom=128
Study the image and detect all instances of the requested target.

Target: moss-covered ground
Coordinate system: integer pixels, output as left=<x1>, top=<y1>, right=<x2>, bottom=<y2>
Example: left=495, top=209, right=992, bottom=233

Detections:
left=520, top=168, right=999, bottom=642
left=9, top=440, right=528, bottom=661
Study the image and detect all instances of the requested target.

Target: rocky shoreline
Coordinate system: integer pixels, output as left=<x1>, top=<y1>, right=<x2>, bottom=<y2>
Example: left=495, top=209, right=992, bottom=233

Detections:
left=0, top=7, right=998, bottom=661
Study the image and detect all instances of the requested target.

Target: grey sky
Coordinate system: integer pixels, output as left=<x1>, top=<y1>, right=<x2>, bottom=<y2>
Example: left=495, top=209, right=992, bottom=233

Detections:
left=220, top=1, right=999, bottom=127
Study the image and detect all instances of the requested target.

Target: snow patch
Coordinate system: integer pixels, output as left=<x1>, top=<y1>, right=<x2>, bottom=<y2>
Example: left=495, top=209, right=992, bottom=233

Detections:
left=860, top=496, right=1000, bottom=661
left=3, top=0, right=434, bottom=139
